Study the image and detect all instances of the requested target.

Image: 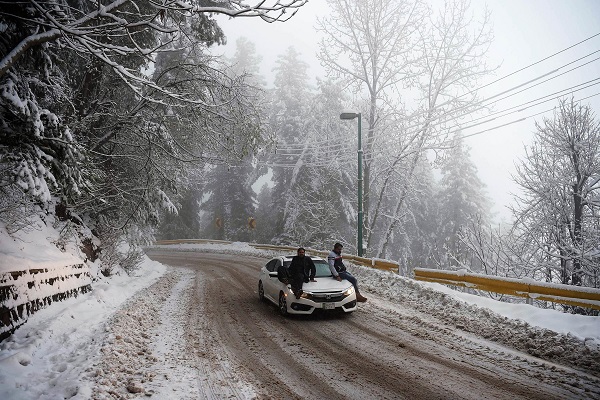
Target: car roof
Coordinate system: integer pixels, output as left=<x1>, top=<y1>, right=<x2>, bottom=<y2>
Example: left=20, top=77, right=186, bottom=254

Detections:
left=280, top=255, right=325, bottom=262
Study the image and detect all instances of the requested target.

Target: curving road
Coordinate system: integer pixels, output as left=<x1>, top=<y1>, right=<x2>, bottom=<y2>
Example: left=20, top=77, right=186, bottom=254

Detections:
left=143, top=249, right=597, bottom=399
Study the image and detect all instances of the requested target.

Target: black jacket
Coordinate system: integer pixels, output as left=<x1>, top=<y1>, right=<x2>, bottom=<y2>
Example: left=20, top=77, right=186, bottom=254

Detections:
left=288, top=255, right=316, bottom=282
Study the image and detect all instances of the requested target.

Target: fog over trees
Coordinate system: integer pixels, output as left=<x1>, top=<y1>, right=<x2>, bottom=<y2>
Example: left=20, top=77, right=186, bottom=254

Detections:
left=1, top=1, right=598, bottom=302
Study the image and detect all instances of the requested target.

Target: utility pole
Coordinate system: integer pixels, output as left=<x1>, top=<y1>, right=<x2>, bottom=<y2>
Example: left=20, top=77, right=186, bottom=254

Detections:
left=340, top=112, right=363, bottom=257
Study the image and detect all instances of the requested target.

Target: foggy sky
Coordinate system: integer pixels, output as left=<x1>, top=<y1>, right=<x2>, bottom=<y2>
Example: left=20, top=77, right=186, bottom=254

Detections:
left=214, top=0, right=600, bottom=223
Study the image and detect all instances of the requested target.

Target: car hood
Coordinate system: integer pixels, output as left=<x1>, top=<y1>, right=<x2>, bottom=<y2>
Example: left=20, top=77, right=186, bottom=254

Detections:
left=301, top=279, right=353, bottom=293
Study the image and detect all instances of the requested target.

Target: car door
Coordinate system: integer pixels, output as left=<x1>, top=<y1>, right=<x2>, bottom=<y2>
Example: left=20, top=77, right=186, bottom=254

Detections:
left=263, top=259, right=279, bottom=300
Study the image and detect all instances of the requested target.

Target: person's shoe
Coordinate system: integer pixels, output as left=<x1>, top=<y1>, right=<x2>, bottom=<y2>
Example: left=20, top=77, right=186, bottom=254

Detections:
left=356, top=293, right=367, bottom=302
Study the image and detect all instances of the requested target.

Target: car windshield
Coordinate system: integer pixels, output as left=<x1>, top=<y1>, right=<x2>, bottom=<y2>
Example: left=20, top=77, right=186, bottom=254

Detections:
left=314, top=260, right=332, bottom=277
left=282, top=260, right=332, bottom=278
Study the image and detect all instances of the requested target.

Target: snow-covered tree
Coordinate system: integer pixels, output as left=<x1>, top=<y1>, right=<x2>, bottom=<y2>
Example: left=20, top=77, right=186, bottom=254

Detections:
left=228, top=37, right=267, bottom=88
left=200, top=164, right=256, bottom=241
left=317, top=0, right=425, bottom=255
left=317, top=0, right=494, bottom=258
left=276, top=78, right=358, bottom=248
left=435, top=132, right=490, bottom=269
left=511, top=99, right=600, bottom=288
left=157, top=189, right=202, bottom=240
left=387, top=157, right=438, bottom=273
left=267, top=46, right=313, bottom=242
left=0, top=1, right=306, bottom=273
left=254, top=183, right=275, bottom=244
left=0, top=1, right=307, bottom=80
left=196, top=36, right=266, bottom=242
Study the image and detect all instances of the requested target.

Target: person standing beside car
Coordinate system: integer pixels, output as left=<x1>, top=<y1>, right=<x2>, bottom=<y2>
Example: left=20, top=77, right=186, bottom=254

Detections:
left=288, top=247, right=317, bottom=299
left=328, top=242, right=367, bottom=302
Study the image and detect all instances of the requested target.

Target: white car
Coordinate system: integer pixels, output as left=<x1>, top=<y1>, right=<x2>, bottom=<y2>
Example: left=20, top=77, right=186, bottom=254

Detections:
left=258, top=255, right=358, bottom=315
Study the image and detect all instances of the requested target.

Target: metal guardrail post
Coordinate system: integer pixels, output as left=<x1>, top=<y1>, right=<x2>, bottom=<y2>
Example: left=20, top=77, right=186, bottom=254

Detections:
left=526, top=297, right=533, bottom=306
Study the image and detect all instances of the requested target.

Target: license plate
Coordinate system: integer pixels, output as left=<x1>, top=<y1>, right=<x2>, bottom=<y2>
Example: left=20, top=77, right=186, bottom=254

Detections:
left=322, top=303, right=335, bottom=310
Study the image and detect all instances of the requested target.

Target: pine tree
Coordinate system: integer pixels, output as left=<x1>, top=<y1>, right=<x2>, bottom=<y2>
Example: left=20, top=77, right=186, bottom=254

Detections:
left=157, top=189, right=202, bottom=240
left=254, top=183, right=274, bottom=244
left=436, top=132, right=490, bottom=268
left=196, top=36, right=265, bottom=242
left=229, top=37, right=266, bottom=88
left=201, top=164, right=255, bottom=241
left=268, top=47, right=312, bottom=243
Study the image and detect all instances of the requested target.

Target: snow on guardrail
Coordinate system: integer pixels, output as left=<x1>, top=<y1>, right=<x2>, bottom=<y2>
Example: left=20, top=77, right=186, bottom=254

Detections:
left=0, top=264, right=92, bottom=341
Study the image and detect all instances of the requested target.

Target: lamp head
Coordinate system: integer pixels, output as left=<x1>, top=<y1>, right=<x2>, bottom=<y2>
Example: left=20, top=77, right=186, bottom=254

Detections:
left=340, top=112, right=359, bottom=120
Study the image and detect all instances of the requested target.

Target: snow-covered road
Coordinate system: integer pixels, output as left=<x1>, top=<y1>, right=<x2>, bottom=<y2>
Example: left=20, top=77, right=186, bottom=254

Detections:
left=137, top=250, right=599, bottom=399
left=1, top=248, right=599, bottom=399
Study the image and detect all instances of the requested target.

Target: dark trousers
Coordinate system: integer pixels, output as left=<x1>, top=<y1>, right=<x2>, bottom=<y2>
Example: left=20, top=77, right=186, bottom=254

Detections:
left=290, top=275, right=304, bottom=293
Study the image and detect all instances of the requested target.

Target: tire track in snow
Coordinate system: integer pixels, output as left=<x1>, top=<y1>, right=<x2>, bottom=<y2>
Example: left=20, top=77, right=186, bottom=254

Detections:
left=144, top=250, right=600, bottom=400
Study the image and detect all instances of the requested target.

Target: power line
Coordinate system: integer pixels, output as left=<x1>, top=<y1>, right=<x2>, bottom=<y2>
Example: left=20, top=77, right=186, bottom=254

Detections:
left=361, top=33, right=600, bottom=137
left=361, top=91, right=600, bottom=164
left=462, top=91, right=600, bottom=140
left=270, top=85, right=597, bottom=168
left=435, top=79, right=600, bottom=135
left=366, top=76, right=600, bottom=151
left=361, top=42, right=600, bottom=149
left=267, top=33, right=600, bottom=168
left=467, top=51, right=600, bottom=112
left=269, top=75, right=600, bottom=167
left=274, top=43, right=600, bottom=157
left=271, top=142, right=355, bottom=153
left=440, top=32, right=600, bottom=107
left=272, top=136, right=355, bottom=149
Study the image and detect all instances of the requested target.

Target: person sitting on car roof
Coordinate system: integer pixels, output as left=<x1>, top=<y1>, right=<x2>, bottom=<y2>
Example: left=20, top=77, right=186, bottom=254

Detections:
left=288, top=247, right=317, bottom=299
left=328, top=242, right=367, bottom=302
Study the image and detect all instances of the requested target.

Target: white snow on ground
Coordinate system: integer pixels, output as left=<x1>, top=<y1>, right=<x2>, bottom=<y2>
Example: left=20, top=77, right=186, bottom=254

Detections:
left=0, top=241, right=598, bottom=399
left=420, top=280, right=600, bottom=342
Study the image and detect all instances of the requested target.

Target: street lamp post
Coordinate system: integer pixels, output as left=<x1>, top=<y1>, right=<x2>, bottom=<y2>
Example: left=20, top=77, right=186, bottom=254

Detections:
left=340, top=112, right=363, bottom=257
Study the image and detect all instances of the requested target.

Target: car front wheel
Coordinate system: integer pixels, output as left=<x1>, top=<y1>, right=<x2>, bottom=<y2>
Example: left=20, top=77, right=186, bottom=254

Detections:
left=278, top=292, right=288, bottom=316
left=258, top=281, right=265, bottom=302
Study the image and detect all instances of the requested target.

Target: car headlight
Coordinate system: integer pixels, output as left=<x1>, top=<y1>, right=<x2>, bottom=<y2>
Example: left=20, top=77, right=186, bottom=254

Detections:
left=343, top=286, right=355, bottom=296
left=300, top=291, right=312, bottom=299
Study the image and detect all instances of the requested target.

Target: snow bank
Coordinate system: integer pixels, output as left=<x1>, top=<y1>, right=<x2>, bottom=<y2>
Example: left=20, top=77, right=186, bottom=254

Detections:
left=0, top=255, right=166, bottom=399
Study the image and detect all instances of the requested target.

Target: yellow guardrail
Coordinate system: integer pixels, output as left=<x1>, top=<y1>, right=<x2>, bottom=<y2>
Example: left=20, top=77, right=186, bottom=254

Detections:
left=154, top=239, right=232, bottom=245
left=251, top=244, right=300, bottom=253
left=413, top=268, right=600, bottom=311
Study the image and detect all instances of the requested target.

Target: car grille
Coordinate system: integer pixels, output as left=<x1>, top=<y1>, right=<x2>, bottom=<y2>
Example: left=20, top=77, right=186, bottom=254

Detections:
left=310, top=292, right=346, bottom=303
